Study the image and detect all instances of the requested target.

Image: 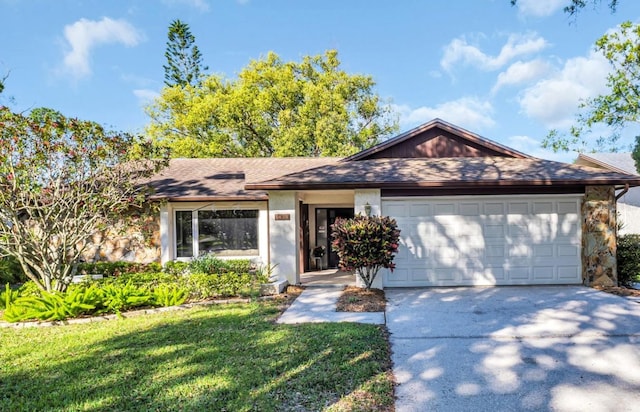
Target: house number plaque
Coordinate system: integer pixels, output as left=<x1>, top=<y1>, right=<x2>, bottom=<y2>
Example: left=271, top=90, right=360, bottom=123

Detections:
left=275, top=214, right=291, bottom=221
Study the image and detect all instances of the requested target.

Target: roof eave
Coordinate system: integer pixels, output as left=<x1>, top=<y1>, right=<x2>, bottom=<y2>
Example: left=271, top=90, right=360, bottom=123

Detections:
left=245, top=178, right=640, bottom=191
left=148, top=194, right=269, bottom=202
left=577, top=153, right=636, bottom=175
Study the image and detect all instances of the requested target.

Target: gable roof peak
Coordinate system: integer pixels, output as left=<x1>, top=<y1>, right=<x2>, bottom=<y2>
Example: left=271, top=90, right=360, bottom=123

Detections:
left=344, top=118, right=532, bottom=161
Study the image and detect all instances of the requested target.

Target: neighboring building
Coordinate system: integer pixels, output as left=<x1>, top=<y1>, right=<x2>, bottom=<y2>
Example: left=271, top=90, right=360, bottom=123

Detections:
left=575, top=153, right=640, bottom=235
left=146, top=119, right=640, bottom=288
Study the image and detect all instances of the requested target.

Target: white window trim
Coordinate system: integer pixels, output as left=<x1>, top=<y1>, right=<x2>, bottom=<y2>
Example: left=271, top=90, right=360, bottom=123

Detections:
left=168, top=201, right=268, bottom=263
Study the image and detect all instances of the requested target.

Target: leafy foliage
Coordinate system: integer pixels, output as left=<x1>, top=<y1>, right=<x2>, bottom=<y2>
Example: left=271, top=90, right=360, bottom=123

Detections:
left=0, top=255, right=26, bottom=285
left=3, top=285, right=103, bottom=322
left=331, top=214, right=401, bottom=289
left=147, top=50, right=398, bottom=158
left=2, top=260, right=268, bottom=322
left=163, top=260, right=189, bottom=275
left=100, top=281, right=152, bottom=314
left=77, top=261, right=162, bottom=277
left=163, top=19, right=208, bottom=87
left=510, top=0, right=619, bottom=16
left=151, top=284, right=188, bottom=307
left=0, top=283, right=19, bottom=310
left=0, top=106, right=169, bottom=292
left=542, top=21, right=640, bottom=160
left=617, top=234, right=640, bottom=286
left=188, top=254, right=252, bottom=275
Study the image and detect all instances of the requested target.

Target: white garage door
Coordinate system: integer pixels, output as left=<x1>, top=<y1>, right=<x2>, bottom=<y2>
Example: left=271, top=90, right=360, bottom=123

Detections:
left=381, top=196, right=582, bottom=287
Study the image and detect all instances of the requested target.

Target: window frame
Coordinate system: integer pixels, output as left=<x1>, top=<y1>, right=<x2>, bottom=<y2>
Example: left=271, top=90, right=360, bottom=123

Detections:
left=172, top=203, right=262, bottom=260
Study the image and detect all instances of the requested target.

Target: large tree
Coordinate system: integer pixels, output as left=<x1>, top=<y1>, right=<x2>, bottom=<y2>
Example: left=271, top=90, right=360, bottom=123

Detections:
left=0, top=106, right=168, bottom=292
left=147, top=50, right=398, bottom=157
left=163, top=19, right=208, bottom=87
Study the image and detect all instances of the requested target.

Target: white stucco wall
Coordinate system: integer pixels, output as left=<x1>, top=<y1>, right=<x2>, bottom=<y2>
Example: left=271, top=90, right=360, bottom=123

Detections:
left=618, top=201, right=640, bottom=235
left=267, top=191, right=299, bottom=284
left=355, top=189, right=381, bottom=216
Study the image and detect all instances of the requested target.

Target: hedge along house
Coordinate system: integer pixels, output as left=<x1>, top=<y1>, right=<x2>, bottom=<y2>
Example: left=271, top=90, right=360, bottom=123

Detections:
left=148, top=119, right=640, bottom=289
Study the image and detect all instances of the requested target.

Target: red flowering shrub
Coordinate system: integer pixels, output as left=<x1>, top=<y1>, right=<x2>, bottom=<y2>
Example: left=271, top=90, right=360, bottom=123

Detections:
left=331, top=214, right=400, bottom=289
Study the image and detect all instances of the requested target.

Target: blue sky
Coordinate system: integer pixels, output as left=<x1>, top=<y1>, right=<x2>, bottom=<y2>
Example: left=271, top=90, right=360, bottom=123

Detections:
left=2, top=0, right=640, bottom=162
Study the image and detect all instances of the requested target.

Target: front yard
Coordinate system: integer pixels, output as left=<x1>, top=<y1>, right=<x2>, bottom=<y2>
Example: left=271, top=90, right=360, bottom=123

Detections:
left=0, top=298, right=394, bottom=411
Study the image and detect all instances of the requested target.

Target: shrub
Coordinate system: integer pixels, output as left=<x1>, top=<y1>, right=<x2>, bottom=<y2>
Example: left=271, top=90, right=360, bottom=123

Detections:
left=151, top=285, right=188, bottom=307
left=100, top=281, right=152, bottom=314
left=1, top=283, right=19, bottom=310
left=331, top=214, right=401, bottom=289
left=98, top=272, right=180, bottom=289
left=3, top=285, right=104, bottom=322
left=0, top=256, right=27, bottom=285
left=163, top=260, right=189, bottom=275
left=77, top=261, right=162, bottom=277
left=188, top=254, right=252, bottom=275
left=617, top=234, right=640, bottom=286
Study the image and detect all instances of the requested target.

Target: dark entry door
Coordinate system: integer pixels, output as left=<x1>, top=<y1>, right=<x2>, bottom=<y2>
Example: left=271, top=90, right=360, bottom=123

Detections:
left=315, top=208, right=354, bottom=269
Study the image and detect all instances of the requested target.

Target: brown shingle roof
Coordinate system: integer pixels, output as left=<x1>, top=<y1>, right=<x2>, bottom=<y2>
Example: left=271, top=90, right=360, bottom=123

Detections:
left=147, top=157, right=340, bottom=201
left=244, top=157, right=640, bottom=190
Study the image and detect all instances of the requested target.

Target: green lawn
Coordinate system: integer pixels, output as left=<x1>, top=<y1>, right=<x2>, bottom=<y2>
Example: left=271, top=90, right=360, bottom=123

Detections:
left=0, top=299, right=393, bottom=411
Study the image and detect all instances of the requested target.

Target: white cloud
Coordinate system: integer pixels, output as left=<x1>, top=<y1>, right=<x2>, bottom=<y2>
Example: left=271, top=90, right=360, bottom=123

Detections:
left=506, top=135, right=577, bottom=162
left=62, top=17, right=143, bottom=78
left=393, top=97, right=495, bottom=131
left=516, top=0, right=568, bottom=17
left=441, top=32, right=548, bottom=72
left=161, top=0, right=210, bottom=12
left=492, top=59, right=552, bottom=93
left=518, top=50, right=610, bottom=129
left=133, top=89, right=160, bottom=105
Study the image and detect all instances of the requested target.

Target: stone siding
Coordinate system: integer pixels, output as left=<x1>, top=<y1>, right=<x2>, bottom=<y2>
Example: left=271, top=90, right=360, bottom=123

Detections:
left=582, top=186, right=617, bottom=286
left=79, top=214, right=161, bottom=264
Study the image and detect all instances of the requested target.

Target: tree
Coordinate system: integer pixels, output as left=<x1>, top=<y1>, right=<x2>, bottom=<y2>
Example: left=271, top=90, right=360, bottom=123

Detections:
left=163, top=19, right=208, bottom=87
left=541, top=21, right=640, bottom=162
left=147, top=50, right=398, bottom=157
left=331, top=214, right=401, bottom=290
left=510, top=0, right=619, bottom=16
left=0, top=106, right=168, bottom=292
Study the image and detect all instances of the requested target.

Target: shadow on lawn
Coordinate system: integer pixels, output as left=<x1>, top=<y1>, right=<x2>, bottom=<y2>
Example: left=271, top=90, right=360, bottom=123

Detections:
left=1, top=303, right=391, bottom=411
left=387, top=286, right=640, bottom=411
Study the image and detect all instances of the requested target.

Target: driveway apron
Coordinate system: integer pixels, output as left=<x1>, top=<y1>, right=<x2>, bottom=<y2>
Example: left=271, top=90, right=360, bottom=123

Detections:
left=386, top=286, right=640, bottom=412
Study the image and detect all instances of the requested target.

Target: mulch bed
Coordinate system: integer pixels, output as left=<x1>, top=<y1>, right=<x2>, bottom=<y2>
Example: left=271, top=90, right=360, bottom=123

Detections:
left=594, top=285, right=640, bottom=298
left=336, top=286, right=386, bottom=312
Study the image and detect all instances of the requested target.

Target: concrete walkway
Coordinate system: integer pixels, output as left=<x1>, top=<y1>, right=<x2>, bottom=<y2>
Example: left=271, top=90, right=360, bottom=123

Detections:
left=276, top=287, right=385, bottom=324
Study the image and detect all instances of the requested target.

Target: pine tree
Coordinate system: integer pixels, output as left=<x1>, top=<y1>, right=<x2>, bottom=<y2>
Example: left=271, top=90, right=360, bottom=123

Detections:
left=163, top=19, right=208, bottom=87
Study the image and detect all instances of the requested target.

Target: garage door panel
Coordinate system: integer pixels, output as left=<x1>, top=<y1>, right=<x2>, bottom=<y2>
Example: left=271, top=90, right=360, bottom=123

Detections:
left=383, top=196, right=581, bottom=287
left=410, top=203, right=431, bottom=216
left=484, top=202, right=505, bottom=215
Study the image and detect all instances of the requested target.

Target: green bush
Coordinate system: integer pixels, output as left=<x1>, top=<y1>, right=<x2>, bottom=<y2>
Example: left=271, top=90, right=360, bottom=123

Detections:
left=3, top=285, right=104, bottom=322
left=151, top=285, right=188, bottom=307
left=97, top=272, right=180, bottom=289
left=1, top=283, right=19, bottom=310
left=617, top=234, right=640, bottom=286
left=163, top=260, right=189, bottom=275
left=0, top=256, right=27, bottom=285
left=77, top=261, right=162, bottom=277
left=188, top=254, right=252, bottom=275
left=331, top=214, right=401, bottom=289
left=17, top=281, right=42, bottom=297
left=100, top=281, right=152, bottom=314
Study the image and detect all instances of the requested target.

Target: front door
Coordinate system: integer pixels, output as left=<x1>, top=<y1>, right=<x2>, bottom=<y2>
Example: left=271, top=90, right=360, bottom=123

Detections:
left=315, top=208, right=354, bottom=269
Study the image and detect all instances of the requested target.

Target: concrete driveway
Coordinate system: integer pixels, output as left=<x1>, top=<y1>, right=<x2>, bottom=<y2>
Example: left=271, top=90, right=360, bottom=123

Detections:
left=386, top=286, right=640, bottom=412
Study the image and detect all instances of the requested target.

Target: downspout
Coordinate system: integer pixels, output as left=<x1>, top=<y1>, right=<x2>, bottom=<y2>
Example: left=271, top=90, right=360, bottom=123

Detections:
left=615, top=183, right=630, bottom=201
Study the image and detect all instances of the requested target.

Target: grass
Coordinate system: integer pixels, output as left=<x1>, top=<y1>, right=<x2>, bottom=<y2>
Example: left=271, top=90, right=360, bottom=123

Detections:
left=0, top=299, right=394, bottom=411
